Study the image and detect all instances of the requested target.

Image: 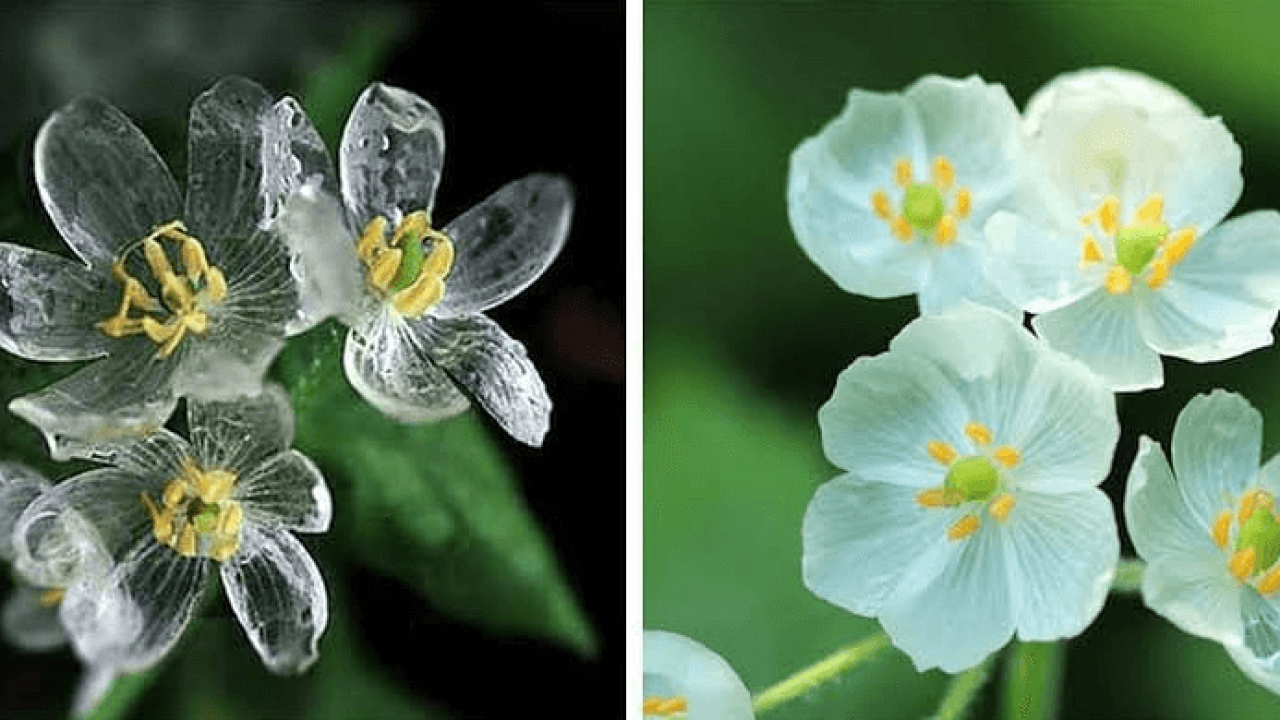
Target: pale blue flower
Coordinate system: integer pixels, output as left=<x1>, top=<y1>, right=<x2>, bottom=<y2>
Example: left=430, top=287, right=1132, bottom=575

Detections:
left=802, top=304, right=1119, bottom=672
left=1125, top=389, right=1280, bottom=694
left=643, top=629, right=753, bottom=720
left=788, top=75, right=1022, bottom=316
left=985, top=68, right=1280, bottom=391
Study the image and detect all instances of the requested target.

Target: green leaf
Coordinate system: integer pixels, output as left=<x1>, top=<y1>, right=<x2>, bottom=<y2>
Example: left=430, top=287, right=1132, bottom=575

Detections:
left=275, top=322, right=594, bottom=655
left=299, top=15, right=401, bottom=148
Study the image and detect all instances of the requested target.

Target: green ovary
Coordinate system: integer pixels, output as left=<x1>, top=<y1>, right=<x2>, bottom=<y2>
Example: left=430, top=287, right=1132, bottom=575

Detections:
left=1238, top=508, right=1280, bottom=572
left=1115, top=224, right=1167, bottom=275
left=944, top=456, right=999, bottom=502
left=902, top=183, right=946, bottom=230
left=389, top=236, right=426, bottom=292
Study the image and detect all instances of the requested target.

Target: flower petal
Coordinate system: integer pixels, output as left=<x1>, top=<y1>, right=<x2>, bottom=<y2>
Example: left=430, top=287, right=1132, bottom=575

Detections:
left=1024, top=68, right=1203, bottom=137
left=34, top=96, right=182, bottom=269
left=110, top=429, right=191, bottom=483
left=434, top=174, right=573, bottom=317
left=342, top=311, right=470, bottom=424
left=917, top=239, right=1020, bottom=317
left=1031, top=287, right=1162, bottom=391
left=1002, top=489, right=1117, bottom=640
left=1226, top=640, right=1280, bottom=696
left=0, top=463, right=50, bottom=561
left=1124, top=436, right=1242, bottom=644
left=188, top=384, right=295, bottom=472
left=339, top=83, right=445, bottom=226
left=221, top=524, right=327, bottom=674
left=982, top=192, right=1099, bottom=315
left=237, top=450, right=332, bottom=533
left=802, top=475, right=957, bottom=618
left=273, top=181, right=364, bottom=332
left=1155, top=116, right=1242, bottom=234
left=0, top=243, right=117, bottom=361
left=184, top=76, right=274, bottom=242
left=71, top=665, right=119, bottom=719
left=643, top=630, right=754, bottom=720
left=1170, top=390, right=1261, bottom=530
left=1237, top=588, right=1280, bottom=686
left=2, top=586, right=68, bottom=651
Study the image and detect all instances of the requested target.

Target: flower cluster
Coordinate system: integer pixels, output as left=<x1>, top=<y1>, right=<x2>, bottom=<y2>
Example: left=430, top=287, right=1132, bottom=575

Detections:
left=0, top=75, right=571, bottom=714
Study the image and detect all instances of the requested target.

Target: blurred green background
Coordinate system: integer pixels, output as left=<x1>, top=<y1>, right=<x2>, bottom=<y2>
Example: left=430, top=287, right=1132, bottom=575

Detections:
left=644, top=2, right=1280, bottom=718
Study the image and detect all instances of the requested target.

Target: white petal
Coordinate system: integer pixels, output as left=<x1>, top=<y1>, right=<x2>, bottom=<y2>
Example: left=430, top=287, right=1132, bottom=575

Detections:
left=2, top=586, right=68, bottom=651
left=1156, top=116, right=1242, bottom=233
left=1170, top=390, right=1261, bottom=530
left=1001, top=489, right=1117, bottom=640
left=188, top=384, right=295, bottom=472
left=802, top=475, right=957, bottom=618
left=261, top=96, right=336, bottom=227
left=71, top=665, right=119, bottom=718
left=0, top=244, right=117, bottom=361
left=339, top=83, right=445, bottom=226
left=434, top=174, right=573, bottom=317
left=414, top=314, right=551, bottom=446
left=273, top=182, right=364, bottom=332
left=982, top=192, right=1098, bottom=315
left=184, top=76, right=274, bottom=242
left=221, top=524, right=327, bottom=674
left=1238, top=588, right=1280, bottom=683
left=643, top=630, right=754, bottom=720
left=1031, top=287, right=1163, bottom=391
left=237, top=450, right=332, bottom=533
left=1226, top=641, right=1280, bottom=696
left=34, top=96, right=182, bottom=269
left=917, top=239, right=1020, bottom=318
left=343, top=311, right=470, bottom=424
left=1124, top=436, right=1242, bottom=644
left=1024, top=68, right=1203, bottom=137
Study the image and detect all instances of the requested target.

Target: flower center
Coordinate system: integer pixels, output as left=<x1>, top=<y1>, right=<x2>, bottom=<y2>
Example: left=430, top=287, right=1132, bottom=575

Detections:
left=140, top=457, right=243, bottom=562
left=642, top=695, right=688, bottom=717
left=870, top=157, right=972, bottom=245
left=918, top=421, right=1020, bottom=540
left=96, top=220, right=227, bottom=358
left=1077, top=194, right=1196, bottom=294
left=356, top=210, right=455, bottom=318
left=1215, top=489, right=1280, bottom=594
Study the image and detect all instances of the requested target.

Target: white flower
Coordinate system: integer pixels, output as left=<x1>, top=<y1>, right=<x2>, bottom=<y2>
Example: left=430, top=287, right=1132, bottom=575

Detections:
left=643, top=629, right=754, bottom=720
left=276, top=83, right=573, bottom=446
left=787, top=75, right=1022, bottom=316
left=13, top=385, right=332, bottom=674
left=985, top=67, right=1280, bottom=391
left=1125, top=390, right=1280, bottom=694
left=802, top=304, right=1119, bottom=672
left=0, top=76, right=315, bottom=460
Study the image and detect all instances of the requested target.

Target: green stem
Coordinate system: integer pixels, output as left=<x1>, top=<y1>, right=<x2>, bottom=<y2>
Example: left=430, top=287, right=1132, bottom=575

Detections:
left=930, top=656, right=995, bottom=720
left=1110, top=558, right=1145, bottom=593
left=1000, top=641, right=1063, bottom=720
left=752, top=632, right=890, bottom=714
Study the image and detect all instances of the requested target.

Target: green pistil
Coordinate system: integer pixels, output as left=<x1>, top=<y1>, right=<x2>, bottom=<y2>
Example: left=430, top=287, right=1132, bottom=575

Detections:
left=191, top=503, right=220, bottom=534
left=945, top=456, right=999, bottom=502
left=389, top=235, right=425, bottom=293
left=902, top=183, right=946, bottom=231
left=1238, top=507, right=1280, bottom=573
left=1115, top=224, right=1167, bottom=275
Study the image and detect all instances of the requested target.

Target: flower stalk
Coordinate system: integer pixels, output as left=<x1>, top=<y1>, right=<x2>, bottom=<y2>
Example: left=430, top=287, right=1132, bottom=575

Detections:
left=752, top=631, right=889, bottom=714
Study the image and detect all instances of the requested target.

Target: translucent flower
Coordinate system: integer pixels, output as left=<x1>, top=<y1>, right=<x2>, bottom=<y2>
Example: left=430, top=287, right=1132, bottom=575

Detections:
left=802, top=304, right=1119, bottom=672
left=984, top=67, right=1280, bottom=391
left=0, top=75, right=314, bottom=459
left=787, top=75, right=1023, bottom=316
left=275, top=82, right=573, bottom=446
left=643, top=629, right=753, bottom=720
left=1125, top=390, right=1280, bottom=694
left=13, top=385, right=332, bottom=674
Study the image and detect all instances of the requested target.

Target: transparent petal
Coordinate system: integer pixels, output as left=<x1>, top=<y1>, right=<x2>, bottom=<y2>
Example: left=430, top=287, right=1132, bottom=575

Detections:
left=1002, top=489, right=1117, bottom=640
left=802, top=475, right=957, bottom=617
left=1227, top=640, right=1280, bottom=696
left=110, top=429, right=191, bottom=483
left=14, top=468, right=156, bottom=573
left=1238, top=588, right=1280, bottom=683
left=0, top=243, right=117, bottom=361
left=2, top=586, right=68, bottom=651
left=273, top=181, right=364, bottom=333
left=415, top=313, right=551, bottom=447
left=1124, top=436, right=1242, bottom=644
left=1170, top=390, right=1261, bottom=530
left=906, top=75, right=1020, bottom=204
left=1031, top=287, right=1162, bottom=392
left=189, top=384, right=295, bottom=472
left=262, top=96, right=337, bottom=221
left=71, top=665, right=118, bottom=718
left=34, top=95, right=182, bottom=269
left=339, top=83, right=445, bottom=226
left=0, top=463, right=50, bottom=561
left=643, top=630, right=754, bottom=720
left=185, top=76, right=274, bottom=242
left=878, top=516, right=1014, bottom=673
left=1138, top=211, right=1280, bottom=363
left=342, top=311, right=470, bottom=424
left=435, top=174, right=573, bottom=317
left=221, top=524, right=327, bottom=674
left=9, top=343, right=178, bottom=461
left=237, top=450, right=332, bottom=533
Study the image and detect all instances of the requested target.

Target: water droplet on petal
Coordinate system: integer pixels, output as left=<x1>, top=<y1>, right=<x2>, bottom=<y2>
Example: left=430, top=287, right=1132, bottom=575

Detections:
left=380, top=134, right=390, bottom=152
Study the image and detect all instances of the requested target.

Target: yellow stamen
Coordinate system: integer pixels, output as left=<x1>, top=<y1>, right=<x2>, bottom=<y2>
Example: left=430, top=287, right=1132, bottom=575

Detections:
left=993, top=446, right=1020, bottom=468
left=934, top=215, right=957, bottom=245
left=1134, top=194, right=1164, bottom=226
left=1164, top=228, right=1195, bottom=265
left=367, top=247, right=403, bottom=293
left=1146, top=255, right=1170, bottom=289
left=1080, top=235, right=1103, bottom=266
left=953, top=188, right=972, bottom=219
left=1230, top=546, right=1258, bottom=581
left=1098, top=196, right=1120, bottom=235
left=890, top=216, right=913, bottom=241
left=1212, top=510, right=1233, bottom=549
left=643, top=696, right=689, bottom=715
left=988, top=493, right=1016, bottom=523
left=947, top=514, right=981, bottom=541
left=927, top=440, right=958, bottom=465
left=871, top=190, right=893, bottom=220
left=177, top=524, right=198, bottom=558
left=895, top=159, right=913, bottom=187
left=1259, top=565, right=1280, bottom=595
left=357, top=216, right=389, bottom=263
left=932, top=157, right=955, bottom=191
left=964, top=422, right=993, bottom=446
left=38, top=588, right=66, bottom=608
left=1104, top=266, right=1131, bottom=295
left=917, top=488, right=963, bottom=508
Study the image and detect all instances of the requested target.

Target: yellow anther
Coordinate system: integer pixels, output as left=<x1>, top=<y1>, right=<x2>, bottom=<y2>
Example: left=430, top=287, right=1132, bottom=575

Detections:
left=210, top=537, right=240, bottom=563
left=391, top=210, right=431, bottom=248
left=38, top=588, right=65, bottom=608
left=140, top=493, right=174, bottom=544
left=993, top=446, right=1020, bottom=468
left=1146, top=255, right=1170, bottom=289
left=367, top=248, right=403, bottom=292
left=392, top=275, right=445, bottom=317
left=1134, top=194, right=1165, bottom=226
left=177, top=525, right=198, bottom=558
left=1212, top=510, right=1233, bottom=549
left=1164, top=228, right=1195, bottom=265
left=357, top=216, right=389, bottom=263
left=947, top=514, right=981, bottom=541
left=142, top=238, right=176, bottom=281
left=195, top=469, right=236, bottom=504
left=932, top=157, right=955, bottom=191
left=1230, top=546, right=1258, bottom=581
left=1239, top=489, right=1273, bottom=524
left=927, top=440, right=958, bottom=465
left=162, top=478, right=187, bottom=508
left=1259, top=565, right=1280, bottom=595
left=894, top=159, right=913, bottom=187
left=954, top=188, right=972, bottom=219
left=1098, top=196, right=1120, bottom=235
left=203, top=266, right=228, bottom=302
left=421, top=233, right=456, bottom=279
left=964, top=422, right=993, bottom=446
left=643, top=696, right=689, bottom=715
left=180, top=236, right=211, bottom=280
left=988, top=493, right=1017, bottom=523
left=890, top=216, right=913, bottom=241
left=217, top=502, right=244, bottom=536
left=917, top=488, right=963, bottom=508
left=871, top=190, right=893, bottom=220
left=934, top=215, right=958, bottom=245
left=1104, top=266, right=1131, bottom=295
left=1080, top=235, right=1103, bottom=266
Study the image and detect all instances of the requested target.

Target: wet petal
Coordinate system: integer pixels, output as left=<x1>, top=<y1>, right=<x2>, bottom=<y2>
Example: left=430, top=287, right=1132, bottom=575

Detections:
left=0, top=462, right=50, bottom=561
left=263, top=97, right=337, bottom=223
left=1031, top=287, right=1162, bottom=391
left=35, top=96, right=182, bottom=269
left=435, top=174, right=573, bottom=317
left=2, top=586, right=68, bottom=651
left=189, top=384, right=295, bottom=472
left=0, top=243, right=117, bottom=361
left=342, top=311, right=470, bottom=424
left=221, top=524, right=327, bottom=674
left=237, top=450, right=331, bottom=533
left=185, top=76, right=274, bottom=242
left=14, top=467, right=155, bottom=572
